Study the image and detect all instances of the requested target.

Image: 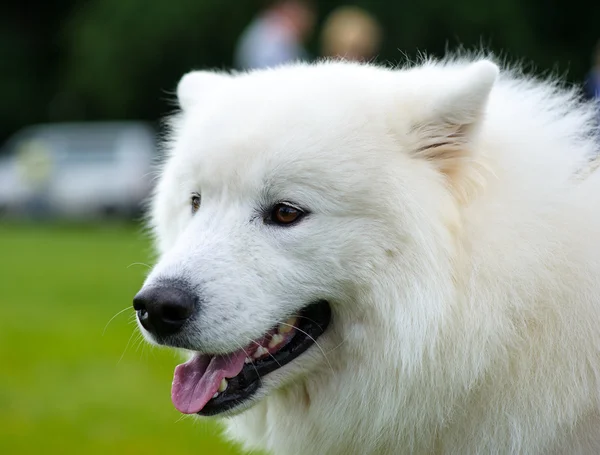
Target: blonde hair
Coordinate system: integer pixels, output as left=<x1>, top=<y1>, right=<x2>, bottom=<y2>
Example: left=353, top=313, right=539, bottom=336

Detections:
left=320, top=6, right=382, bottom=61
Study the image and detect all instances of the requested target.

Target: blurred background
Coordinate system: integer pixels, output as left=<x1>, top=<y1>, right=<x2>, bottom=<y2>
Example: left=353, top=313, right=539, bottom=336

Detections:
left=1, top=0, right=599, bottom=453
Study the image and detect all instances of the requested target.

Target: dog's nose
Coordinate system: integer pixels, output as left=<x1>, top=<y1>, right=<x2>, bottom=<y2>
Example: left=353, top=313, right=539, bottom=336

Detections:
left=133, top=284, right=196, bottom=338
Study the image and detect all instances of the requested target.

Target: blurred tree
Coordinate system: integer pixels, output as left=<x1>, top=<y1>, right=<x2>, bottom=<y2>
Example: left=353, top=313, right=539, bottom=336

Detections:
left=59, top=0, right=257, bottom=120
left=1, top=0, right=77, bottom=144
left=1, top=0, right=599, bottom=146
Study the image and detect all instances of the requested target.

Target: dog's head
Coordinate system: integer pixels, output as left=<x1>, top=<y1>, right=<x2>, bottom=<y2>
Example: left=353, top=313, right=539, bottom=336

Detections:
left=134, top=60, right=497, bottom=416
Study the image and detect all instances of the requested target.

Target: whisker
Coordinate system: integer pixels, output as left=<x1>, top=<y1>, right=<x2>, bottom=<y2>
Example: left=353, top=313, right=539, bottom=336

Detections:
left=233, top=339, right=262, bottom=384
left=174, top=413, right=188, bottom=424
left=285, top=315, right=348, bottom=354
left=102, top=306, right=132, bottom=336
left=133, top=332, right=146, bottom=355
left=248, top=337, right=283, bottom=370
left=280, top=318, right=347, bottom=354
left=127, top=262, right=152, bottom=269
left=286, top=314, right=327, bottom=330
left=325, top=338, right=346, bottom=354
left=275, top=322, right=335, bottom=375
left=118, top=328, right=138, bottom=364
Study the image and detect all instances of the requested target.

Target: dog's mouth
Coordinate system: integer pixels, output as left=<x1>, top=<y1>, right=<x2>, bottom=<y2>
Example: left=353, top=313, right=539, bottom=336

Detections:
left=171, top=300, right=331, bottom=416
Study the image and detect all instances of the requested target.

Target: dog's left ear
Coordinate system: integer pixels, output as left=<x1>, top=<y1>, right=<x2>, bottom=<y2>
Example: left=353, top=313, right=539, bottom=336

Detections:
left=409, top=60, right=498, bottom=177
left=177, top=70, right=231, bottom=111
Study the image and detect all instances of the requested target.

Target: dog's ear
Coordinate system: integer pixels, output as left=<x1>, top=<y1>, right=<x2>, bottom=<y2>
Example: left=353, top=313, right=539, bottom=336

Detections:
left=401, top=60, right=498, bottom=202
left=177, top=71, right=231, bottom=111
left=410, top=60, right=498, bottom=172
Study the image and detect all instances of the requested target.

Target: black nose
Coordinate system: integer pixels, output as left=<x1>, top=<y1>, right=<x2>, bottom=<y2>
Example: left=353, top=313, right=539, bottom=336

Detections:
left=133, top=284, right=197, bottom=338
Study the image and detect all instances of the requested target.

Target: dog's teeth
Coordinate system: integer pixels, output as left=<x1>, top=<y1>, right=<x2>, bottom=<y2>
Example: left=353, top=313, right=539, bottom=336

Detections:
left=212, top=392, right=219, bottom=399
left=278, top=317, right=298, bottom=334
left=244, top=357, right=252, bottom=364
left=269, top=334, right=284, bottom=349
left=218, top=378, right=228, bottom=392
left=253, top=346, right=269, bottom=358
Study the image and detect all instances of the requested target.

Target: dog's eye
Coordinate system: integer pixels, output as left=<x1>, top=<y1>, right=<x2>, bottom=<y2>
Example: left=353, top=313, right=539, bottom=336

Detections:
left=268, top=203, right=304, bottom=226
left=191, top=193, right=201, bottom=214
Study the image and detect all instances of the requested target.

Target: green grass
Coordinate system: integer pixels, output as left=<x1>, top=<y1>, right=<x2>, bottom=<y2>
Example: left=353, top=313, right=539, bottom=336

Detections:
left=0, top=222, right=247, bottom=455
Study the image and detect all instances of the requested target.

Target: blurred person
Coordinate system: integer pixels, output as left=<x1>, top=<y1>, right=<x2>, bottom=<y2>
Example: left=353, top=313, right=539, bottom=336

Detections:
left=234, top=0, right=316, bottom=70
left=16, top=139, right=53, bottom=217
left=320, top=6, right=382, bottom=62
left=584, top=40, right=600, bottom=100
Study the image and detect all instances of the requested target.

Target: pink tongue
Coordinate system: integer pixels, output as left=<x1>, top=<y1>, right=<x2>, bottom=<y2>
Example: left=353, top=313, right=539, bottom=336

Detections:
left=171, top=350, right=247, bottom=414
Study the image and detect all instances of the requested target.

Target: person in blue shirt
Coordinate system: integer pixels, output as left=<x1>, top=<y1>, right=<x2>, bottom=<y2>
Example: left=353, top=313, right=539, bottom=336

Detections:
left=234, top=0, right=316, bottom=71
left=584, top=41, right=600, bottom=100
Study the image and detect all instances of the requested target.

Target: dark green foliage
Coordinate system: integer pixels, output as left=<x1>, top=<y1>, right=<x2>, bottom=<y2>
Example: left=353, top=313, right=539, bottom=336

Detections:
left=1, top=0, right=598, bottom=144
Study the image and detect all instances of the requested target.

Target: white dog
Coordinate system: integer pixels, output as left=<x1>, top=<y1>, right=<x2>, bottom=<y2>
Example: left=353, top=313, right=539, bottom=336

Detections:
left=133, top=55, right=600, bottom=454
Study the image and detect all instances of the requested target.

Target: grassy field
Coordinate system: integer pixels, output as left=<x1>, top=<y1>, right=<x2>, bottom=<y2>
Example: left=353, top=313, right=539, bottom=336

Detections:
left=0, top=222, right=248, bottom=455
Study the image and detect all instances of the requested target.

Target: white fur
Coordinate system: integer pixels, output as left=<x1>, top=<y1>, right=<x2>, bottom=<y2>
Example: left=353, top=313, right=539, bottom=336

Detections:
left=140, top=56, right=600, bottom=454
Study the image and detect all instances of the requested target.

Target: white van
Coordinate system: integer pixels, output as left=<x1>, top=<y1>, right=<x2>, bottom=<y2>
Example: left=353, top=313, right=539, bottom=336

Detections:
left=0, top=121, right=157, bottom=219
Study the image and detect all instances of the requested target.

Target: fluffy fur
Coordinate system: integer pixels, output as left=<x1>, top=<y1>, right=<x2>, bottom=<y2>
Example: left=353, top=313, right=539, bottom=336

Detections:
left=139, top=55, right=600, bottom=454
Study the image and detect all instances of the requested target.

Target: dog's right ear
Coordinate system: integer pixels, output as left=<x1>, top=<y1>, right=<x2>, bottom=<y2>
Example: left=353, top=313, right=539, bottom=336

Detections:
left=419, top=60, right=498, bottom=130
left=400, top=60, right=499, bottom=203
left=177, top=71, right=231, bottom=111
